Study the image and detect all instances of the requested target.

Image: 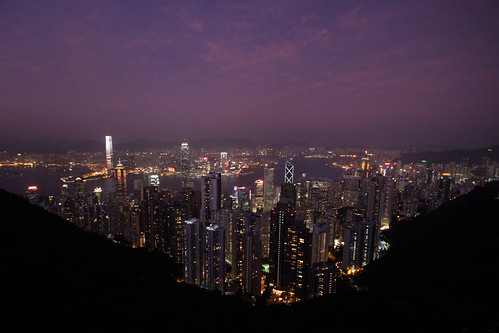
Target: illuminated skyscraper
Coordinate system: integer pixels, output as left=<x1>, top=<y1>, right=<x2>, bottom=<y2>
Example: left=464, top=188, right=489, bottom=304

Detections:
left=201, top=173, right=221, bottom=224
left=180, top=141, right=193, bottom=188
left=438, top=173, right=453, bottom=202
left=73, top=177, right=85, bottom=229
left=204, top=224, right=225, bottom=292
left=283, top=219, right=312, bottom=301
left=148, top=174, right=160, bottom=187
left=233, top=186, right=251, bottom=213
left=285, top=161, right=294, bottom=184
left=342, top=175, right=361, bottom=207
left=311, top=263, right=337, bottom=297
left=263, top=167, right=275, bottom=212
left=253, top=179, right=264, bottom=212
left=220, top=152, right=228, bottom=170
left=184, top=218, right=203, bottom=286
left=242, top=228, right=262, bottom=296
left=311, top=222, right=329, bottom=265
left=25, top=186, right=39, bottom=205
left=269, top=197, right=295, bottom=289
left=114, top=159, right=127, bottom=200
left=341, top=214, right=375, bottom=273
left=105, top=136, right=113, bottom=171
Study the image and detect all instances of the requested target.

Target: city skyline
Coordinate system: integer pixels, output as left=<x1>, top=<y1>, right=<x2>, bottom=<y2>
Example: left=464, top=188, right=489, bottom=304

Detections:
left=1, top=0, right=498, bottom=148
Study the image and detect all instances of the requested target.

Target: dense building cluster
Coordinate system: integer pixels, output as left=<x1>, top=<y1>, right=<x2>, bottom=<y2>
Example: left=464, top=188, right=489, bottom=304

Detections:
left=10, top=137, right=498, bottom=303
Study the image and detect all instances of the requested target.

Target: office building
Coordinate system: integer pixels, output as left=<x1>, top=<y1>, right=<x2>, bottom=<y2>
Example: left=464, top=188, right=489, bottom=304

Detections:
left=263, top=167, right=275, bottom=212
left=105, top=135, right=113, bottom=171
left=269, top=197, right=295, bottom=289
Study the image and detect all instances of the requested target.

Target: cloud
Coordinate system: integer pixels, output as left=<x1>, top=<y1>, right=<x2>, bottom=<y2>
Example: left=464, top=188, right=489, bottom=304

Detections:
left=0, top=61, right=44, bottom=73
left=201, top=40, right=299, bottom=71
left=336, top=5, right=369, bottom=33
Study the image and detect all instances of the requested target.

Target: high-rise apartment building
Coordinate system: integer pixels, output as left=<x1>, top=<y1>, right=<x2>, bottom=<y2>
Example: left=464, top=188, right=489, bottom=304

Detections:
left=201, top=173, right=221, bottom=224
left=233, top=186, right=251, bottom=213
left=269, top=197, right=295, bottom=289
left=204, top=224, right=225, bottom=292
left=183, top=218, right=203, bottom=286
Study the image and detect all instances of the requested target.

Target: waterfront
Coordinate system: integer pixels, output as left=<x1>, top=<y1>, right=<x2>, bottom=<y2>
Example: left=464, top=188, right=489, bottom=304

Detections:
left=0, top=157, right=344, bottom=199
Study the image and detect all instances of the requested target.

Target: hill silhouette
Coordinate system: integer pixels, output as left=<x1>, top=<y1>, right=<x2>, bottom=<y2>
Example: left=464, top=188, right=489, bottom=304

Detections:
left=1, top=188, right=255, bottom=331
left=400, top=145, right=498, bottom=164
left=2, top=184, right=499, bottom=332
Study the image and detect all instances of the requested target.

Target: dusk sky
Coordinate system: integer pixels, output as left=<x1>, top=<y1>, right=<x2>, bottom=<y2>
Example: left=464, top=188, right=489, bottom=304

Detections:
left=1, top=0, right=498, bottom=148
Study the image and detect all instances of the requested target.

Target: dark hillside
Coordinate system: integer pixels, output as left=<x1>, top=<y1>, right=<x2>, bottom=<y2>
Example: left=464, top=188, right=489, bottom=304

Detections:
left=400, top=145, right=498, bottom=164
left=1, top=188, right=254, bottom=331
left=2, top=184, right=499, bottom=332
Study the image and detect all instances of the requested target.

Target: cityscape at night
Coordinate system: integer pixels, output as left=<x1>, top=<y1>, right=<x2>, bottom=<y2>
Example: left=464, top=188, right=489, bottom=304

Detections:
left=1, top=0, right=498, bottom=332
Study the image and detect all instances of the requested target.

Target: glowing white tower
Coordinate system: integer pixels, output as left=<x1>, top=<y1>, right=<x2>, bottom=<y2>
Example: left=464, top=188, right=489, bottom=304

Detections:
left=105, top=136, right=113, bottom=170
left=284, top=161, right=294, bottom=184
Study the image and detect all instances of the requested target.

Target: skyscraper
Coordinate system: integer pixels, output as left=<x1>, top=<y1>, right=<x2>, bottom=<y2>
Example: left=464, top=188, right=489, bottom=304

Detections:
left=263, top=167, right=275, bottom=212
left=220, top=152, right=228, bottom=170
left=253, top=179, right=264, bottom=212
left=114, top=159, right=127, bottom=200
left=25, top=186, right=39, bottom=205
left=105, top=136, right=113, bottom=171
left=204, top=224, right=225, bottom=292
left=283, top=219, right=312, bottom=301
left=341, top=214, right=375, bottom=273
left=233, top=186, right=251, bottom=213
left=269, top=197, right=295, bottom=289
left=183, top=218, right=203, bottom=286
left=180, top=141, right=193, bottom=189
left=285, top=161, right=294, bottom=184
left=242, top=229, right=262, bottom=296
left=201, top=173, right=221, bottom=224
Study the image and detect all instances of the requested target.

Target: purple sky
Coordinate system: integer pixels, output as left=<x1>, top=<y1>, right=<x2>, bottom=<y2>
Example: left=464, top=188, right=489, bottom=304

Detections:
left=1, top=0, right=498, bottom=148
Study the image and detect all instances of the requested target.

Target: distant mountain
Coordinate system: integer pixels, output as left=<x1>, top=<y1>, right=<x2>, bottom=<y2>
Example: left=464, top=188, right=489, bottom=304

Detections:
left=400, top=145, right=498, bottom=164
left=186, top=137, right=256, bottom=149
left=0, top=137, right=257, bottom=153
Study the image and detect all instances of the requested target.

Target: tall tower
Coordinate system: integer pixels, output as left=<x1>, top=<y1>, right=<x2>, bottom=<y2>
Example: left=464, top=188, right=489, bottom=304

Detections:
left=105, top=136, right=113, bottom=171
left=283, top=219, right=312, bottom=301
left=269, top=197, right=295, bottom=289
left=233, top=186, right=251, bottom=213
left=263, top=167, right=275, bottom=212
left=180, top=141, right=193, bottom=188
left=204, top=224, right=225, bottom=292
left=114, top=159, right=127, bottom=200
left=284, top=161, right=294, bottom=184
left=242, top=229, right=262, bottom=296
left=220, top=152, right=228, bottom=170
left=253, top=179, right=264, bottom=212
left=200, top=173, right=222, bottom=225
left=183, top=218, right=203, bottom=286
left=341, top=218, right=375, bottom=273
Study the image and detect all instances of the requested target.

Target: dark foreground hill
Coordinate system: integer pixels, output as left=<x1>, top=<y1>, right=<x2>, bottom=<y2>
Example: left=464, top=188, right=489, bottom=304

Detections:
left=2, top=185, right=499, bottom=332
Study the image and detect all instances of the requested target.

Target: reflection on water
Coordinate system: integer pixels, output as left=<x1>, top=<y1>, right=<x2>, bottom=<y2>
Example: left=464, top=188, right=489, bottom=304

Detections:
left=0, top=157, right=344, bottom=198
